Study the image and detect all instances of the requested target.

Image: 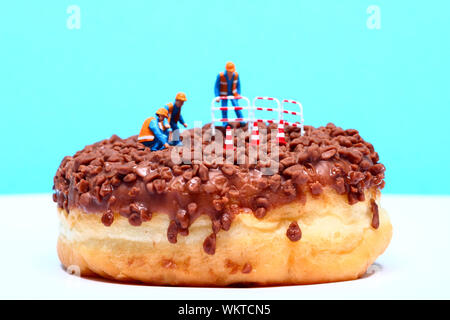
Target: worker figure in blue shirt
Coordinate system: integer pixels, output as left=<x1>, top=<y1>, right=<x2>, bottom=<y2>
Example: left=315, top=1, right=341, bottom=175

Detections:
left=165, top=92, right=188, bottom=146
left=138, top=108, right=170, bottom=151
left=214, top=62, right=245, bottom=127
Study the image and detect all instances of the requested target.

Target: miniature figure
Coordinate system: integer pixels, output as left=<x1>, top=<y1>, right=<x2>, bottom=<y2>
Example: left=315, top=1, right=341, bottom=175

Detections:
left=138, top=108, right=170, bottom=151
left=214, top=62, right=245, bottom=127
left=165, top=92, right=188, bottom=146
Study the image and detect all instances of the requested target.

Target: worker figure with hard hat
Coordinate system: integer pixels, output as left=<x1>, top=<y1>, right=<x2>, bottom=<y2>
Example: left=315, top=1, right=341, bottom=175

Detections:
left=165, top=92, right=188, bottom=146
left=214, top=62, right=245, bottom=127
left=138, top=108, right=170, bottom=151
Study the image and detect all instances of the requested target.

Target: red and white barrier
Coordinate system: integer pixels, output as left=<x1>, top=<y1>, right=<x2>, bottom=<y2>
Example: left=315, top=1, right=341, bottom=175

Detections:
left=211, top=95, right=252, bottom=136
left=255, top=119, right=276, bottom=124
left=250, top=122, right=259, bottom=146
left=276, top=120, right=287, bottom=145
left=252, top=96, right=282, bottom=120
left=218, top=118, right=246, bottom=122
left=224, top=126, right=234, bottom=151
left=282, top=99, right=304, bottom=136
left=251, top=96, right=282, bottom=144
left=211, top=95, right=305, bottom=144
left=282, top=120, right=302, bottom=127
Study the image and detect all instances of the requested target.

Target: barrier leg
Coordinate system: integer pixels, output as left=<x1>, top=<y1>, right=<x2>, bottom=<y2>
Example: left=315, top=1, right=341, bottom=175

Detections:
left=277, top=120, right=287, bottom=145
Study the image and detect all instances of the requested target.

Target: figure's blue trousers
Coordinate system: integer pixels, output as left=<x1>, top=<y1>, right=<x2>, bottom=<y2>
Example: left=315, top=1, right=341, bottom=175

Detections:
left=221, top=99, right=244, bottom=126
left=142, top=140, right=165, bottom=151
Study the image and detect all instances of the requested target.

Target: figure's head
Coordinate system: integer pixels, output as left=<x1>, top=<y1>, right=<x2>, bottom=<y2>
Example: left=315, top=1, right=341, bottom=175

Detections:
left=155, top=108, right=168, bottom=121
left=175, top=92, right=187, bottom=107
left=225, top=61, right=235, bottom=76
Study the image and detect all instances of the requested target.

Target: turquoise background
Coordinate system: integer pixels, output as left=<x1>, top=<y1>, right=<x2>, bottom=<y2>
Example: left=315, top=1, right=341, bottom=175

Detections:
left=1, top=0, right=449, bottom=194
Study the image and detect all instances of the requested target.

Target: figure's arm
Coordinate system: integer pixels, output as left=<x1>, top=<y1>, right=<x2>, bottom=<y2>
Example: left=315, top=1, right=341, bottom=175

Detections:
left=237, top=75, right=241, bottom=95
left=178, top=113, right=186, bottom=125
left=214, top=74, right=220, bottom=97
left=149, top=120, right=168, bottom=144
left=163, top=118, right=170, bottom=130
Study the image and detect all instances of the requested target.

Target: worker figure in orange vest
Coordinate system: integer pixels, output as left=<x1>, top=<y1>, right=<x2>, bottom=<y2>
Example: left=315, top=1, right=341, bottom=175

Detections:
left=165, top=92, right=188, bottom=146
left=138, top=108, right=170, bottom=151
left=214, top=62, right=245, bottom=127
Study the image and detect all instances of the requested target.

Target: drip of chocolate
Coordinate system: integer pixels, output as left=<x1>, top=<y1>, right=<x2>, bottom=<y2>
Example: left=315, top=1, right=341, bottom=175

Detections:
left=286, top=222, right=302, bottom=242
left=370, top=199, right=380, bottom=229
left=53, top=123, right=385, bottom=254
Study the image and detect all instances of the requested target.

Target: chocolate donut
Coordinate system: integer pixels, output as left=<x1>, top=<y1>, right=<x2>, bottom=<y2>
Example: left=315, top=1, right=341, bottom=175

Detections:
left=53, top=123, right=392, bottom=285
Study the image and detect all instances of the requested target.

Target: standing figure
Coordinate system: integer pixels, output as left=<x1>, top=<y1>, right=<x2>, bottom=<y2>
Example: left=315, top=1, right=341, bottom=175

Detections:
left=165, top=92, right=188, bottom=146
left=214, top=61, right=245, bottom=127
left=138, top=108, right=170, bottom=151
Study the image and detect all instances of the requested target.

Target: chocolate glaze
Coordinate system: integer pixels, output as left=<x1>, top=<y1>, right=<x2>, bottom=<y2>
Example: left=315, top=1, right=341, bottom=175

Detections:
left=53, top=123, right=385, bottom=253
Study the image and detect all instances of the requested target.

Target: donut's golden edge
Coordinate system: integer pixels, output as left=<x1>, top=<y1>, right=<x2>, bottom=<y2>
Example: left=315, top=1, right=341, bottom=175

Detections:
left=57, top=188, right=392, bottom=286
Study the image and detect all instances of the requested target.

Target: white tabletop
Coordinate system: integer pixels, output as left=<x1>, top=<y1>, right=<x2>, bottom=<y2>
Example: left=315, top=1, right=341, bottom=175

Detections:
left=0, top=194, right=449, bottom=300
